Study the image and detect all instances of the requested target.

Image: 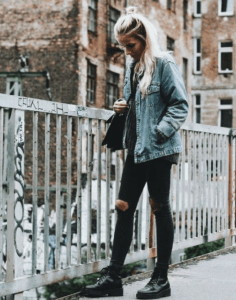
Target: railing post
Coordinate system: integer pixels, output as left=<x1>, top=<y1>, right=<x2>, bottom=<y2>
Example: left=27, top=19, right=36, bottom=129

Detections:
left=6, top=109, right=25, bottom=300
left=225, top=130, right=236, bottom=247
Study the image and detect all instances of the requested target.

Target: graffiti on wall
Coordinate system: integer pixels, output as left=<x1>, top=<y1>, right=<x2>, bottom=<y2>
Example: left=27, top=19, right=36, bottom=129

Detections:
left=18, top=96, right=88, bottom=117
left=14, top=114, right=25, bottom=257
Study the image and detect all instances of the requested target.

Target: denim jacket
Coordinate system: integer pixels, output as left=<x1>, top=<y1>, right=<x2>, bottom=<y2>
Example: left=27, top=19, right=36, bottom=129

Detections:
left=122, top=54, right=189, bottom=164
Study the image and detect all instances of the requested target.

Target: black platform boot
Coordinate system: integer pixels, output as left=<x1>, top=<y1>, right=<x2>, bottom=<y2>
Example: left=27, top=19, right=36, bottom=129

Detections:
left=136, top=267, right=171, bottom=299
left=81, top=266, right=123, bottom=297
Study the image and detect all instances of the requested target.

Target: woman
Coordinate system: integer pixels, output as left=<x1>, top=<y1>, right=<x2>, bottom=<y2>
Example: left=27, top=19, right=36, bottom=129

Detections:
left=82, top=6, right=188, bottom=299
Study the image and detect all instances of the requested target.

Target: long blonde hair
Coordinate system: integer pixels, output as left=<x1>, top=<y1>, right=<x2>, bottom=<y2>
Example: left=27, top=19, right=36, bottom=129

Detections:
left=114, top=6, right=163, bottom=96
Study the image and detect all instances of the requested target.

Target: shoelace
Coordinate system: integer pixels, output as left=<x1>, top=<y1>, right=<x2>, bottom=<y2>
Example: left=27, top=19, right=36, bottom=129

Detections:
left=147, top=270, right=160, bottom=286
left=96, top=267, right=109, bottom=285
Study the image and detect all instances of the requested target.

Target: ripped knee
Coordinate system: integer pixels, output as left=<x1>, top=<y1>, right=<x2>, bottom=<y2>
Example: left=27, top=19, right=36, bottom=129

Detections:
left=149, top=197, right=161, bottom=213
left=116, top=199, right=129, bottom=212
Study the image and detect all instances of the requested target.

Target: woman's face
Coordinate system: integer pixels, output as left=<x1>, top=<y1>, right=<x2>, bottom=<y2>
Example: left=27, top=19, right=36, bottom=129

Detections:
left=118, top=35, right=146, bottom=61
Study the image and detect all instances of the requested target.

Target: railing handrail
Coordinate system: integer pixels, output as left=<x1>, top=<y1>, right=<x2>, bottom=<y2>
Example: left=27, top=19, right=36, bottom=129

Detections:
left=1, top=92, right=235, bottom=136
left=0, top=93, right=113, bottom=120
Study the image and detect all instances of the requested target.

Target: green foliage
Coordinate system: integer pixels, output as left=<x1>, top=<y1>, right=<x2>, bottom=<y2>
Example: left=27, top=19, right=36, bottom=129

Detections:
left=120, top=260, right=146, bottom=278
left=43, top=273, right=99, bottom=299
left=184, top=239, right=225, bottom=260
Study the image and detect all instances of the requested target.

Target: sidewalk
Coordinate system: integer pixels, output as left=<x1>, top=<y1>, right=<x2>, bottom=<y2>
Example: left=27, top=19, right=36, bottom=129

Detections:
left=59, top=246, right=236, bottom=300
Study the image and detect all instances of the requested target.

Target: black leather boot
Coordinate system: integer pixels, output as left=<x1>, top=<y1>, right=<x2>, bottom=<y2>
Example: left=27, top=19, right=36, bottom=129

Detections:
left=81, top=266, right=123, bottom=297
left=136, top=267, right=171, bottom=299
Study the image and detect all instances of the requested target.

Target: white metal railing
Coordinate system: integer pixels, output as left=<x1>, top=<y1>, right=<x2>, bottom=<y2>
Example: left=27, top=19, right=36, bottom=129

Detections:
left=0, top=93, right=235, bottom=298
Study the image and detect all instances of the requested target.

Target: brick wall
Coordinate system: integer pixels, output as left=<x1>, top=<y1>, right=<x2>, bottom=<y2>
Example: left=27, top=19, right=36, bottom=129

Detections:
left=0, top=1, right=80, bottom=203
left=0, top=0, right=194, bottom=204
left=192, top=0, right=236, bottom=127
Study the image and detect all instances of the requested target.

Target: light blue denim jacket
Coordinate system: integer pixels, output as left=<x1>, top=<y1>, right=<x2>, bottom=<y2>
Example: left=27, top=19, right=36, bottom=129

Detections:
left=122, top=54, right=189, bottom=164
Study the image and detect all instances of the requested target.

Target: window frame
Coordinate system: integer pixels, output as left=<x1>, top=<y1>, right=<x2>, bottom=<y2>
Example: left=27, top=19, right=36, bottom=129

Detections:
left=108, top=7, right=120, bottom=44
left=167, top=36, right=175, bottom=52
left=6, top=77, right=22, bottom=96
left=86, top=61, right=97, bottom=105
left=194, top=0, right=202, bottom=17
left=106, top=70, right=119, bottom=109
left=193, top=38, right=201, bottom=74
left=218, top=41, right=233, bottom=74
left=183, top=0, right=188, bottom=30
left=88, top=0, right=98, bottom=33
left=193, top=94, right=201, bottom=123
left=182, top=58, right=188, bottom=89
left=167, top=0, right=172, bottom=9
left=218, top=99, right=233, bottom=127
left=218, top=0, right=234, bottom=17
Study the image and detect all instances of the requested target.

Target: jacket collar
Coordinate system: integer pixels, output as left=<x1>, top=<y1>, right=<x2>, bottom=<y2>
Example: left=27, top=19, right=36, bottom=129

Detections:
left=129, top=58, right=136, bottom=69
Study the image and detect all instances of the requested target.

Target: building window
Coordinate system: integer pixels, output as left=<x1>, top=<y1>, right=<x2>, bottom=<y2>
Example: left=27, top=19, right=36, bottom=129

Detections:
left=218, top=0, right=234, bottom=16
left=194, top=38, right=201, bottom=74
left=88, top=0, right=98, bottom=33
left=182, top=58, right=188, bottom=88
left=218, top=41, right=233, bottom=73
left=106, top=71, right=119, bottom=109
left=167, top=0, right=172, bottom=9
left=167, top=0, right=176, bottom=11
left=194, top=95, right=201, bottom=123
left=183, top=0, right=188, bottom=30
left=167, top=36, right=175, bottom=52
left=108, top=7, right=120, bottom=44
left=87, top=62, right=96, bottom=104
left=6, top=77, right=22, bottom=96
left=194, top=0, right=201, bottom=17
left=219, top=99, right=232, bottom=128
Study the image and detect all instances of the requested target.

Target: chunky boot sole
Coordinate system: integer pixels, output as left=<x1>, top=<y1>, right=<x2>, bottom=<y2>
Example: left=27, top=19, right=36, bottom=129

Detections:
left=136, top=288, right=171, bottom=299
left=82, top=287, right=123, bottom=297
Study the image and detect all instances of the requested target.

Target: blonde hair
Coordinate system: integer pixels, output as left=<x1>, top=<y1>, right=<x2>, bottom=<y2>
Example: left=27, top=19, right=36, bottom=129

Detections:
left=114, top=6, right=163, bottom=96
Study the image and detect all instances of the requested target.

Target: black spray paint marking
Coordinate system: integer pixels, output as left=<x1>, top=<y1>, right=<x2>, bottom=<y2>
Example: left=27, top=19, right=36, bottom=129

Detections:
left=14, top=119, right=24, bottom=257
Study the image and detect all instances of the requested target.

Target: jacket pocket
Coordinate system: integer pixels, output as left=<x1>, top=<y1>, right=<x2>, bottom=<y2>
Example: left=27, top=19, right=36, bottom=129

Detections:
left=147, top=82, right=160, bottom=95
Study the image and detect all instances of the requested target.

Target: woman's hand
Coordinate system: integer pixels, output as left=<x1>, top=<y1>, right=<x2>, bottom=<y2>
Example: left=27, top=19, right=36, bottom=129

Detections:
left=113, top=99, right=129, bottom=114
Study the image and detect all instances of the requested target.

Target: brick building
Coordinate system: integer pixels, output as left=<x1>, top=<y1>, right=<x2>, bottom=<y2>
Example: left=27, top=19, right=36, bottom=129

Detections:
left=1, top=1, right=236, bottom=127
left=0, top=0, right=193, bottom=204
left=1, top=0, right=235, bottom=197
left=0, top=0, right=193, bottom=115
left=192, top=0, right=236, bottom=128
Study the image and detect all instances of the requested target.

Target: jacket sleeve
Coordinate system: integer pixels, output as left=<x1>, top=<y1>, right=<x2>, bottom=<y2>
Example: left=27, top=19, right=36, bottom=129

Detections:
left=156, top=59, right=189, bottom=139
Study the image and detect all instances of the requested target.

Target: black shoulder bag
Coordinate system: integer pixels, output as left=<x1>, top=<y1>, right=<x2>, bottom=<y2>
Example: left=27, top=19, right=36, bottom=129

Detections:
left=102, top=112, right=126, bottom=151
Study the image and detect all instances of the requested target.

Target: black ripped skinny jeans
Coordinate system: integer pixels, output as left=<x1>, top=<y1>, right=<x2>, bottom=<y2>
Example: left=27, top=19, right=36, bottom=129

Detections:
left=110, top=155, right=174, bottom=270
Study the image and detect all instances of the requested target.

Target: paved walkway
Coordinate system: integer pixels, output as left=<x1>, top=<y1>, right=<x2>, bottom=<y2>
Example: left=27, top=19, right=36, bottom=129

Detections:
left=121, top=250, right=236, bottom=300
left=61, top=247, right=236, bottom=300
